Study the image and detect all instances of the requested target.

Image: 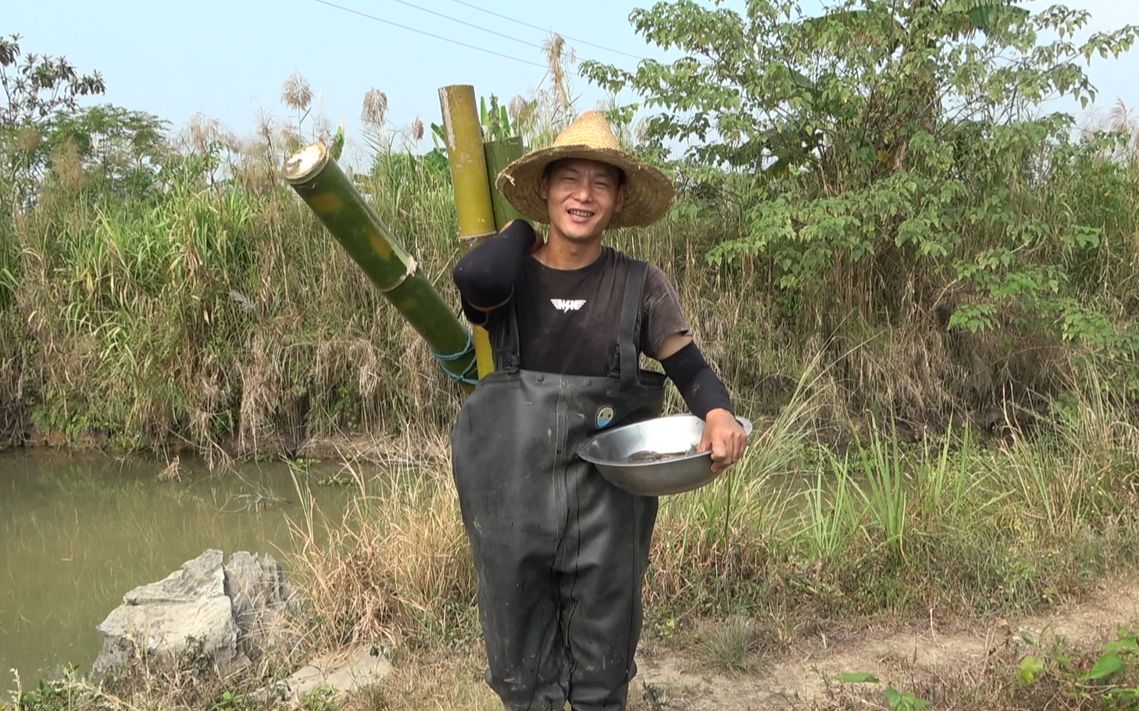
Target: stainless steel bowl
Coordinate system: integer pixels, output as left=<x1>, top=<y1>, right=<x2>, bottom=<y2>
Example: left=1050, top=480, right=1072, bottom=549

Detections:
left=577, top=414, right=753, bottom=496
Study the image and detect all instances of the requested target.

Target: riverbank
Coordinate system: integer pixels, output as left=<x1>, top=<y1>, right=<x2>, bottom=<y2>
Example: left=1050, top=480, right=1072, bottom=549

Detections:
left=7, top=381, right=1136, bottom=709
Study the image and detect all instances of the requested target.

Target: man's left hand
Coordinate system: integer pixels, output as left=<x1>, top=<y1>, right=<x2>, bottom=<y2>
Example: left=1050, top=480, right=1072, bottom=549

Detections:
left=699, top=408, right=748, bottom=473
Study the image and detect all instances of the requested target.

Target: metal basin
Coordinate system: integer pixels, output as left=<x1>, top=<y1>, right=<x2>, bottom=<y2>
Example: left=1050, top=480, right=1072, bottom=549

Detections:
left=577, top=414, right=752, bottom=496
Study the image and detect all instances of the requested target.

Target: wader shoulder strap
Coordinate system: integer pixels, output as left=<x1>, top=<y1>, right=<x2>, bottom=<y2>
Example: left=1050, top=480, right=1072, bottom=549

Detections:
left=617, top=259, right=648, bottom=390
left=491, top=304, right=521, bottom=373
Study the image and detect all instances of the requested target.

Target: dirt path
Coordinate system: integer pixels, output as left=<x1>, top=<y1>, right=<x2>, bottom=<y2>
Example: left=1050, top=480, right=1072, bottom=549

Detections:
left=631, top=574, right=1139, bottom=710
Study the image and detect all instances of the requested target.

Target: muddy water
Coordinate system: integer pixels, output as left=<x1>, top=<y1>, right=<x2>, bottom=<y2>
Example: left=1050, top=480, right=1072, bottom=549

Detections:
left=0, top=449, right=357, bottom=684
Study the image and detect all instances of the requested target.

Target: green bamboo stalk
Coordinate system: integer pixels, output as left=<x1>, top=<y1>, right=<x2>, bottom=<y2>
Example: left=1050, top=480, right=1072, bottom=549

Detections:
left=282, top=143, right=476, bottom=387
left=439, top=86, right=497, bottom=246
left=439, top=85, right=498, bottom=377
left=484, top=137, right=526, bottom=228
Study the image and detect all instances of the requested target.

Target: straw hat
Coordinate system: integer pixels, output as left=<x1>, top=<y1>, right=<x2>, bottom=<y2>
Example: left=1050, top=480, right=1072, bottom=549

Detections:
left=496, top=111, right=675, bottom=228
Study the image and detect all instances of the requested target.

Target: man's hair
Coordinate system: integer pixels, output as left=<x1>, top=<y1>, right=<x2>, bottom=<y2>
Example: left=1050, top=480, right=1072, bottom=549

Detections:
left=542, top=158, right=627, bottom=187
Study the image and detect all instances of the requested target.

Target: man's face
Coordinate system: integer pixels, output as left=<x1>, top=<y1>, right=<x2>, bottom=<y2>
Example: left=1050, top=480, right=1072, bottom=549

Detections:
left=539, top=158, right=626, bottom=244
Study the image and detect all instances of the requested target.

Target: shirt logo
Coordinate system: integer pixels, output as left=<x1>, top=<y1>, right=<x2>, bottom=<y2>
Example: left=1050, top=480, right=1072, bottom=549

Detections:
left=550, top=299, right=586, bottom=313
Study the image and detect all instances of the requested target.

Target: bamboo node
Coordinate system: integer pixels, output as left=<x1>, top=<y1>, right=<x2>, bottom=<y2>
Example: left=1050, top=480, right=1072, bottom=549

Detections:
left=377, top=257, right=418, bottom=294
left=459, top=231, right=496, bottom=248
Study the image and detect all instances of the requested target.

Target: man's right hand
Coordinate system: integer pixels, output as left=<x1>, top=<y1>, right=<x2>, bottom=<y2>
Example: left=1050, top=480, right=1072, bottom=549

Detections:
left=700, top=408, right=748, bottom=473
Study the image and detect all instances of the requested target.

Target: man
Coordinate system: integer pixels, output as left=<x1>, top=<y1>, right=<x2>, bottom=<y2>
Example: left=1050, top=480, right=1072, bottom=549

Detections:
left=451, top=111, right=747, bottom=711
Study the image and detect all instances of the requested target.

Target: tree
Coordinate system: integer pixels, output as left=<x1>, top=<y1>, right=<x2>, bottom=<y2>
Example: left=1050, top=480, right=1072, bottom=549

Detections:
left=583, top=0, right=1139, bottom=396
left=44, top=104, right=169, bottom=196
left=0, top=36, right=168, bottom=309
left=1, top=34, right=107, bottom=201
left=0, top=34, right=105, bottom=127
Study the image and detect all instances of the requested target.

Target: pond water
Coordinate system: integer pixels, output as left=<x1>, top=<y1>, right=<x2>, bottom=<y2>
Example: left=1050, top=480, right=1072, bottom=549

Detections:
left=0, top=449, right=357, bottom=685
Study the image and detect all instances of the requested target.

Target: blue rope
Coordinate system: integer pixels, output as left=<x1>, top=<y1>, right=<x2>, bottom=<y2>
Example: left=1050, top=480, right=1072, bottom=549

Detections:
left=432, top=330, right=473, bottom=361
left=432, top=330, right=479, bottom=385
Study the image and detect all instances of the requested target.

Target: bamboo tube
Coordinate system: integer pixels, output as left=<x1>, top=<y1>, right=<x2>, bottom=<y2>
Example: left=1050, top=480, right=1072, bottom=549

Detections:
left=484, top=137, right=526, bottom=228
left=282, top=143, right=477, bottom=388
left=439, top=85, right=497, bottom=378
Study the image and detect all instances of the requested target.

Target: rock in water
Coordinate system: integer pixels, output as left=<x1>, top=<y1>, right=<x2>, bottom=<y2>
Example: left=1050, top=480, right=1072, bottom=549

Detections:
left=94, top=549, right=296, bottom=676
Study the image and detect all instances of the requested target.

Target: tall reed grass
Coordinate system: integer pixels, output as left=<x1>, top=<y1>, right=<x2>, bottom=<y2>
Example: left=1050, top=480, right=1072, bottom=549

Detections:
left=3, top=103, right=1137, bottom=457
left=2, top=141, right=468, bottom=456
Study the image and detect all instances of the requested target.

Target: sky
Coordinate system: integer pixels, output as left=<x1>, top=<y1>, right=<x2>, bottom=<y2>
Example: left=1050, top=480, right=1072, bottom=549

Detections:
left=7, top=0, right=1139, bottom=165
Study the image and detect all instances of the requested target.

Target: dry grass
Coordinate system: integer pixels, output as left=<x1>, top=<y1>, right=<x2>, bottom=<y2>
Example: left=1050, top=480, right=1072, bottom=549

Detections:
left=4, top=643, right=297, bottom=711
left=3, top=133, right=465, bottom=459
left=343, top=645, right=498, bottom=711
left=0, top=315, right=23, bottom=443
left=284, top=428, right=476, bottom=655
left=691, top=614, right=778, bottom=673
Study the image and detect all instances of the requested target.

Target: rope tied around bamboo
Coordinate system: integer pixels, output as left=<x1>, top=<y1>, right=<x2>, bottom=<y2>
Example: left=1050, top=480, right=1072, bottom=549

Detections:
left=430, top=330, right=479, bottom=385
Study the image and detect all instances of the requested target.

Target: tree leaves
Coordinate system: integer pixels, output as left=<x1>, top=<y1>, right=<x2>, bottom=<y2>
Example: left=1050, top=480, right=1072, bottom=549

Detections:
left=0, top=34, right=111, bottom=206
left=0, top=34, right=106, bottom=131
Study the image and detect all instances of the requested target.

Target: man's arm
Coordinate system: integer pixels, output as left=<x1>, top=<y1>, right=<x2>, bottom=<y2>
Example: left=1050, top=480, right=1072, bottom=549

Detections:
left=657, top=335, right=747, bottom=473
left=451, top=220, right=536, bottom=324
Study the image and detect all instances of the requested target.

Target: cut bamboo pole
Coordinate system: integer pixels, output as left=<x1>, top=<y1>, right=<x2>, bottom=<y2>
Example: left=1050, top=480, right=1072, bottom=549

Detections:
left=439, top=85, right=497, bottom=378
left=282, top=142, right=476, bottom=388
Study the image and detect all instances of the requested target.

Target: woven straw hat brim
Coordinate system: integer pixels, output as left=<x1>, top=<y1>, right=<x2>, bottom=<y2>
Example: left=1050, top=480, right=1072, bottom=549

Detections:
left=496, top=145, right=676, bottom=229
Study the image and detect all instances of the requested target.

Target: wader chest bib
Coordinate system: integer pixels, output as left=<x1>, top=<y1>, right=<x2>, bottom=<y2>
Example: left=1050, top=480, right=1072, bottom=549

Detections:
left=452, top=260, right=665, bottom=711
